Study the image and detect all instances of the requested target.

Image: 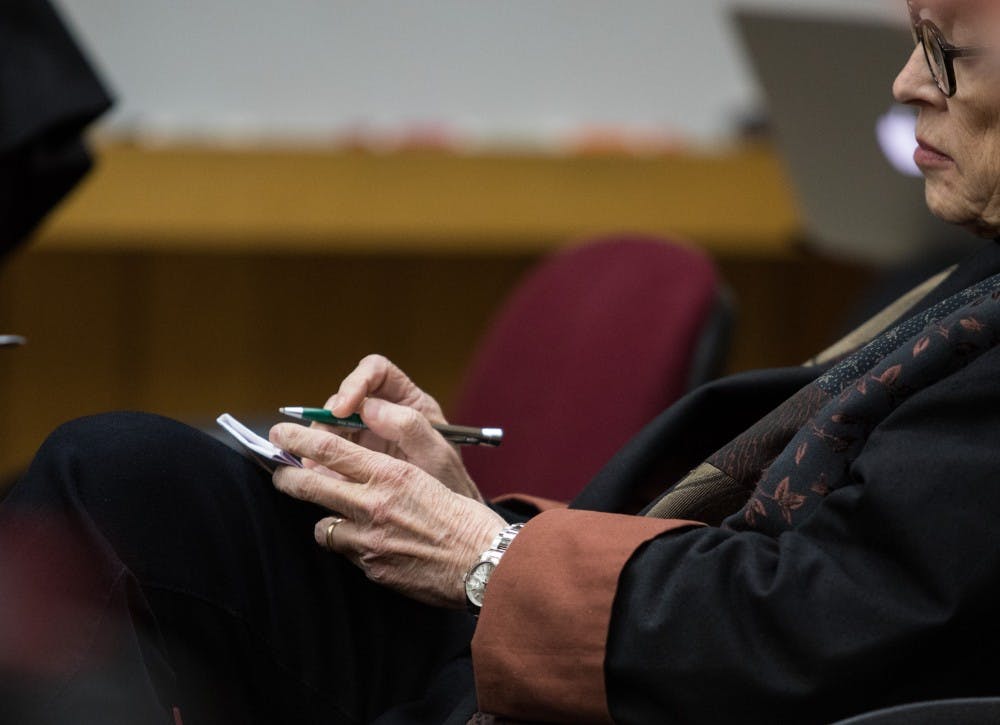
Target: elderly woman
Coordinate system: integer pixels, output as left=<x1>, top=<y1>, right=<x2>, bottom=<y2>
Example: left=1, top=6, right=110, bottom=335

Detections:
left=4, top=1, right=1000, bottom=722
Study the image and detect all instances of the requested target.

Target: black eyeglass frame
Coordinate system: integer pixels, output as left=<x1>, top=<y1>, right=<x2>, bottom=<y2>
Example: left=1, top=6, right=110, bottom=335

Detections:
left=908, top=1, right=988, bottom=97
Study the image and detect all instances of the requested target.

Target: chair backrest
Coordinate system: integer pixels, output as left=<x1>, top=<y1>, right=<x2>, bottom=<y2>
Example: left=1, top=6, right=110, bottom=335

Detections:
left=451, top=234, right=730, bottom=502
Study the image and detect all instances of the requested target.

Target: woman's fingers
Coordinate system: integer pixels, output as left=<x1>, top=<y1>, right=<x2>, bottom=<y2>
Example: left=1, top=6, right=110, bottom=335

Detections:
left=358, top=398, right=445, bottom=458
left=272, top=425, right=505, bottom=607
left=330, top=355, right=415, bottom=415
left=316, top=515, right=353, bottom=552
left=272, top=465, right=367, bottom=520
left=328, top=355, right=445, bottom=421
left=301, top=458, right=350, bottom=481
left=271, top=423, right=389, bottom=482
left=356, top=397, right=483, bottom=500
left=314, top=516, right=381, bottom=561
left=270, top=424, right=407, bottom=520
left=314, top=517, right=370, bottom=574
left=312, top=514, right=445, bottom=590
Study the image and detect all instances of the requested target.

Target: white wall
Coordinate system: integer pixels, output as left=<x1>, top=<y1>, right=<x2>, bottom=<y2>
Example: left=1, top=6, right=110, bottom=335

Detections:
left=54, top=0, right=898, bottom=145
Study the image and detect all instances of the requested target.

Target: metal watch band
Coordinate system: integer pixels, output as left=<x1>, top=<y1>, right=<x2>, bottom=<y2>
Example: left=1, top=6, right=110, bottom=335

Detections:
left=464, top=523, right=524, bottom=615
left=489, top=522, right=524, bottom=556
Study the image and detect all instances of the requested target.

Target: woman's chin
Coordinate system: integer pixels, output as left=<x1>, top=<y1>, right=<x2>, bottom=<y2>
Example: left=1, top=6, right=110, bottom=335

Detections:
left=928, top=205, right=998, bottom=238
left=924, top=187, right=989, bottom=235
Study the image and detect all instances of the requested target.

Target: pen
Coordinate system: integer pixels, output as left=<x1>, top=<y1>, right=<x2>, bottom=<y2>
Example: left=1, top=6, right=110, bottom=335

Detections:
left=278, top=407, right=503, bottom=447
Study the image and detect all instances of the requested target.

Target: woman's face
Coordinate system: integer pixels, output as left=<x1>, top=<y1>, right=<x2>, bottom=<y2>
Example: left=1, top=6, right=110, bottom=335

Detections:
left=894, top=0, right=1000, bottom=236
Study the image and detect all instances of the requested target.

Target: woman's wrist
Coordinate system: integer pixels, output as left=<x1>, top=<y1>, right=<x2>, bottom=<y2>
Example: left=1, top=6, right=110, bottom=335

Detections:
left=453, top=508, right=508, bottom=608
left=460, top=515, right=524, bottom=614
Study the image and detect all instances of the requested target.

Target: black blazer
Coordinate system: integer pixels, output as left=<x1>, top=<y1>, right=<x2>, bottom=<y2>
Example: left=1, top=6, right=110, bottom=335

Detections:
left=574, top=240, right=1000, bottom=723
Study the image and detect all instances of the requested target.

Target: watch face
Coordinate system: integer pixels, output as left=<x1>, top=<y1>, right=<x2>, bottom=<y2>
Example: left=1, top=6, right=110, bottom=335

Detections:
left=465, top=560, right=496, bottom=608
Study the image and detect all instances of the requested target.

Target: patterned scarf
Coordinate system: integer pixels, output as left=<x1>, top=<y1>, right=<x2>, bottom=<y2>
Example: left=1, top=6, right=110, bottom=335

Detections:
left=644, top=270, right=1000, bottom=535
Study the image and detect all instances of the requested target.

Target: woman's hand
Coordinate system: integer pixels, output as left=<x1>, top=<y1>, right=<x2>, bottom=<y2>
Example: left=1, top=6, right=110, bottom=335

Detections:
left=270, top=422, right=508, bottom=609
left=314, top=354, right=484, bottom=503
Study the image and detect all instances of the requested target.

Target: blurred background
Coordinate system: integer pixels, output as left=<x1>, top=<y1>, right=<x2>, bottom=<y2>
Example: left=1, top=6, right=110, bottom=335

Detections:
left=0, top=0, right=942, bottom=485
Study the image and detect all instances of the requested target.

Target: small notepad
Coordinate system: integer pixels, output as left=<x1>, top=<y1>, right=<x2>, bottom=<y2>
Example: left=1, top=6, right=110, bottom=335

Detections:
left=217, top=413, right=303, bottom=471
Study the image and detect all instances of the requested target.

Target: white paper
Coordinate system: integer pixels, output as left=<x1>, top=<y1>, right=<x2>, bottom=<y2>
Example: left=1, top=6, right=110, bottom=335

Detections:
left=216, top=413, right=303, bottom=470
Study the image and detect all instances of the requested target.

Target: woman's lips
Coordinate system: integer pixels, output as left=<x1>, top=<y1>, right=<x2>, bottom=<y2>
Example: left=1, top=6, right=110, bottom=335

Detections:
left=914, top=137, right=954, bottom=168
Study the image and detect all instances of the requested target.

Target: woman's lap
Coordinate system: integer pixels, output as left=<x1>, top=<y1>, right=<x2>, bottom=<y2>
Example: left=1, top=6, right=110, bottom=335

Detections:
left=0, top=412, right=476, bottom=724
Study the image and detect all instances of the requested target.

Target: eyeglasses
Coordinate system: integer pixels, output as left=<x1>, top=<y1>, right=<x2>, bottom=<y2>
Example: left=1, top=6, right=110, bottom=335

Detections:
left=908, top=0, right=988, bottom=97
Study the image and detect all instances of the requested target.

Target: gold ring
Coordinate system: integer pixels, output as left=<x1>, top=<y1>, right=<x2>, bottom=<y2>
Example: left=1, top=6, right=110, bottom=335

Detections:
left=325, top=517, right=345, bottom=549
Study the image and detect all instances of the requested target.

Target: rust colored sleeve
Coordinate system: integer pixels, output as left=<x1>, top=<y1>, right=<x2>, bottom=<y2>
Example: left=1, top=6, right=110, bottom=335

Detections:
left=471, top=509, right=704, bottom=723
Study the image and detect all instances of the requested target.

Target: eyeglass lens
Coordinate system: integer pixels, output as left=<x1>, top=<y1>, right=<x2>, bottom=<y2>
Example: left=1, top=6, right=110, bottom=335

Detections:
left=917, top=24, right=952, bottom=95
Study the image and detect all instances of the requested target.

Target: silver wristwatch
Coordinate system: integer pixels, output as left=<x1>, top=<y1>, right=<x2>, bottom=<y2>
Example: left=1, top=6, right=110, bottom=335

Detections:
left=463, top=523, right=524, bottom=616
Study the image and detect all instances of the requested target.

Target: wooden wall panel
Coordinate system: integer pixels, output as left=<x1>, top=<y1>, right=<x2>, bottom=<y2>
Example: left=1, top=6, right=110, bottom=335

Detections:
left=0, top=247, right=871, bottom=483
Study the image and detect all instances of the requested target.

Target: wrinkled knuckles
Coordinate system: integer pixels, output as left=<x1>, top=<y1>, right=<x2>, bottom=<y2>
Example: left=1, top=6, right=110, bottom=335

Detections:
left=364, top=565, right=388, bottom=584
left=360, top=353, right=391, bottom=375
left=359, top=527, right=390, bottom=561
left=365, top=490, right=394, bottom=529
left=368, top=457, right=408, bottom=486
left=411, top=391, right=445, bottom=420
left=358, top=547, right=391, bottom=583
left=314, top=433, right=347, bottom=465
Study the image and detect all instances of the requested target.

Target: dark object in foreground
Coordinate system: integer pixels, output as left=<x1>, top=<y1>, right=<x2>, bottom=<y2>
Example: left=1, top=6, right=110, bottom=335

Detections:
left=0, top=0, right=112, bottom=256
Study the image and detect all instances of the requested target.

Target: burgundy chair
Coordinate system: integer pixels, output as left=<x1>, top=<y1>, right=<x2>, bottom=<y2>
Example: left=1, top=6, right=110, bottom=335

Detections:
left=451, top=234, right=732, bottom=503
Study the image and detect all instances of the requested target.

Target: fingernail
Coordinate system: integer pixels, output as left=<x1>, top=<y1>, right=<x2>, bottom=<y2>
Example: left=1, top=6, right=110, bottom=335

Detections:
left=327, top=394, right=342, bottom=412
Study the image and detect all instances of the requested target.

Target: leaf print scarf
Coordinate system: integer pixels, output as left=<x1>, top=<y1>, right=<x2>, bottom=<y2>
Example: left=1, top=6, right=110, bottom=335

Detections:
left=644, top=271, right=1000, bottom=535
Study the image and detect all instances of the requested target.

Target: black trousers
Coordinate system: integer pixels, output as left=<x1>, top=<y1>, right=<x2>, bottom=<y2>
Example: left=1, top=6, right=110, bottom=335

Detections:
left=0, top=413, right=481, bottom=725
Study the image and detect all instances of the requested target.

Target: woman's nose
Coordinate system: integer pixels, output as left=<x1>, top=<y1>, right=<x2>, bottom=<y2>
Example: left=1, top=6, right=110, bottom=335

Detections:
left=893, top=44, right=942, bottom=106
